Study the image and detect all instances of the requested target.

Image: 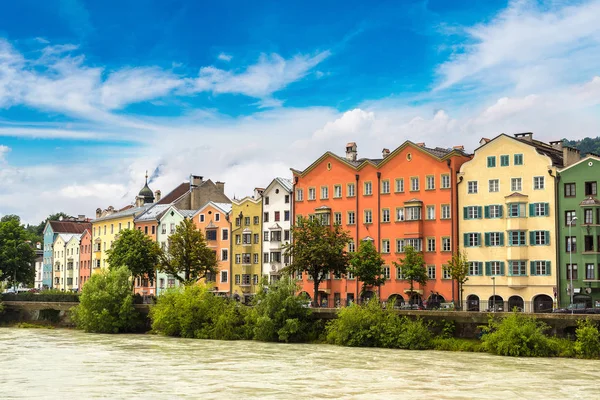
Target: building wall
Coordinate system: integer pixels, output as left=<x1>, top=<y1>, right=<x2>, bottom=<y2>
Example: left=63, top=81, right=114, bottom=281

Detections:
left=231, top=197, right=263, bottom=302
left=34, top=257, right=44, bottom=290
left=92, top=216, right=134, bottom=274
left=261, top=181, right=292, bottom=281
left=79, top=231, right=92, bottom=291
left=156, top=209, right=186, bottom=296
left=42, top=225, right=55, bottom=288
left=459, top=135, right=558, bottom=312
left=558, top=156, right=600, bottom=307
left=65, top=237, right=81, bottom=291
left=52, top=236, right=67, bottom=289
left=133, top=220, right=158, bottom=296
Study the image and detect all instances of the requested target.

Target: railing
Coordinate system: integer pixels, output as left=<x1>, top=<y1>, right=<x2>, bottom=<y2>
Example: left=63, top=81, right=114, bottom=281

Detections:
left=461, top=300, right=555, bottom=313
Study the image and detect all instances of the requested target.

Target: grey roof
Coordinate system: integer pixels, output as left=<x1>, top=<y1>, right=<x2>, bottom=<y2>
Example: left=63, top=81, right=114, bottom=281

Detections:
left=180, top=209, right=198, bottom=218
left=57, top=233, right=77, bottom=243
left=135, top=204, right=170, bottom=222
left=211, top=202, right=232, bottom=214
left=276, top=177, right=293, bottom=192
left=521, top=138, right=564, bottom=167
left=94, top=205, right=153, bottom=223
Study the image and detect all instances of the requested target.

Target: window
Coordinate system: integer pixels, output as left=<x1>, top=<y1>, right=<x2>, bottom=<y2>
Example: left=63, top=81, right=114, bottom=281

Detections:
left=321, top=186, right=329, bottom=199
left=509, top=261, right=526, bottom=276
left=500, top=155, right=509, bottom=166
left=263, top=252, right=269, bottom=263
left=585, top=181, right=597, bottom=196
left=254, top=254, right=259, bottom=264
left=347, top=183, right=355, bottom=197
left=242, top=253, right=251, bottom=264
left=441, top=204, right=451, bottom=219
left=426, top=205, right=435, bottom=220
left=531, top=203, right=549, bottom=217
left=487, top=156, right=496, bottom=168
left=489, top=179, right=499, bottom=193
left=396, top=266, right=404, bottom=279
left=584, top=209, right=594, bottom=224
left=296, top=189, right=304, bottom=201
left=348, top=241, right=355, bottom=253
left=531, top=230, right=550, bottom=246
left=382, top=209, right=390, bottom=223
left=485, top=232, right=504, bottom=247
left=284, top=211, right=290, bottom=221
left=334, top=185, right=342, bottom=198
left=221, top=249, right=228, bottom=261
left=586, top=263, right=595, bottom=280
left=396, top=239, right=404, bottom=253
left=205, top=229, right=217, bottom=241
left=111, top=224, right=114, bottom=234
left=334, top=212, right=342, bottom=225
left=467, top=181, right=478, bottom=194
left=264, top=196, right=270, bottom=205
left=347, top=211, right=356, bottom=225
left=428, top=265, right=436, bottom=279
left=253, top=216, right=259, bottom=225
left=222, top=229, right=228, bottom=241
left=566, top=236, right=577, bottom=252
left=244, top=217, right=250, bottom=226
left=442, top=237, right=451, bottom=252
left=381, top=180, right=390, bottom=194
left=199, top=214, right=205, bottom=223
left=487, top=261, right=504, bottom=276
left=284, top=230, right=290, bottom=241
left=254, top=233, right=260, bottom=244
left=442, top=267, right=451, bottom=279
left=285, top=195, right=290, bottom=204
left=235, top=254, right=241, bottom=264
left=511, top=178, right=522, bottom=192
left=364, top=210, right=373, bottom=224
left=170, top=223, right=175, bottom=234
left=567, top=264, right=578, bottom=280
left=270, top=231, right=281, bottom=242
left=564, top=183, right=576, bottom=197
left=514, top=154, right=523, bottom=165
left=585, top=235, right=594, bottom=252
left=220, top=270, right=228, bottom=283
left=395, top=178, right=404, bottom=193
left=405, top=238, right=422, bottom=251
left=410, top=177, right=419, bottom=191
left=242, top=233, right=251, bottom=244
left=469, top=262, right=482, bottom=276
left=364, top=182, right=372, bottom=196
left=485, top=204, right=503, bottom=218
left=274, top=211, right=280, bottom=222
left=464, top=206, right=482, bottom=219
left=144, top=226, right=148, bottom=235
left=426, top=176, right=435, bottom=190
left=508, top=230, right=526, bottom=246
left=427, top=238, right=436, bottom=252
left=383, top=266, right=390, bottom=279
left=530, top=261, right=550, bottom=276
left=263, top=231, right=269, bottom=241
left=396, top=207, right=405, bottom=221
left=533, top=176, right=545, bottom=190
left=382, top=239, right=390, bottom=253
left=508, top=203, right=526, bottom=218
left=406, top=207, right=421, bottom=221
left=308, top=188, right=316, bottom=200
left=441, top=174, right=450, bottom=189
left=565, top=210, right=577, bottom=226
left=465, top=233, right=481, bottom=247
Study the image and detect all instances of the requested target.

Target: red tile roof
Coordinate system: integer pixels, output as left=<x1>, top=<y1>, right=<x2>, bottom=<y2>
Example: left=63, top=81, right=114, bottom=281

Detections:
left=157, top=182, right=189, bottom=205
left=49, top=221, right=92, bottom=234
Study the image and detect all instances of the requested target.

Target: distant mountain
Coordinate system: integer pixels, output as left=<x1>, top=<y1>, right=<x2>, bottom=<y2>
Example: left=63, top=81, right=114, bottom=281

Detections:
left=563, top=137, right=600, bottom=156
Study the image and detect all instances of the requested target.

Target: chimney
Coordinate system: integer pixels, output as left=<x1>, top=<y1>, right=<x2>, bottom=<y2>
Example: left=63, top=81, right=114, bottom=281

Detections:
left=453, top=145, right=465, bottom=151
left=345, top=142, right=357, bottom=161
left=563, top=146, right=581, bottom=167
left=96, top=208, right=102, bottom=218
left=77, top=214, right=85, bottom=221
left=416, top=142, right=426, bottom=147
left=514, top=132, right=533, bottom=142
left=190, top=175, right=203, bottom=189
left=254, top=187, right=264, bottom=198
left=549, top=140, right=563, bottom=151
left=154, top=190, right=161, bottom=202
left=382, top=148, right=390, bottom=158
left=215, top=181, right=225, bottom=193
left=479, top=138, right=490, bottom=145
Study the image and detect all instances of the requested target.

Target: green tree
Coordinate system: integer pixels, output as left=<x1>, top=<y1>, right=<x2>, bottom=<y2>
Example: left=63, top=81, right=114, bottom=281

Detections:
left=106, top=228, right=161, bottom=286
left=158, top=218, right=218, bottom=283
left=71, top=266, right=141, bottom=333
left=393, top=245, right=427, bottom=305
left=348, top=240, right=386, bottom=297
left=0, top=215, right=36, bottom=287
left=444, top=250, right=470, bottom=310
left=282, top=217, right=352, bottom=307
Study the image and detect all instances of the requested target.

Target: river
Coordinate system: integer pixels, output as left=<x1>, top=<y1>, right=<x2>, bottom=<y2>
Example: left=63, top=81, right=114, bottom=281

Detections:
left=0, top=328, right=598, bottom=399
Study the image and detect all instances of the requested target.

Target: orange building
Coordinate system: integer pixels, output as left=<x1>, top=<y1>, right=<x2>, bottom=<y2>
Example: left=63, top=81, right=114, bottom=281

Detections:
left=292, top=141, right=471, bottom=307
left=192, top=202, right=232, bottom=295
left=79, top=229, right=92, bottom=290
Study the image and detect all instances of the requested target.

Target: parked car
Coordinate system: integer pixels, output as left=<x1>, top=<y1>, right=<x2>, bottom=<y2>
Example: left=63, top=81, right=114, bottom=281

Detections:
left=399, top=303, right=423, bottom=310
left=552, top=303, right=600, bottom=314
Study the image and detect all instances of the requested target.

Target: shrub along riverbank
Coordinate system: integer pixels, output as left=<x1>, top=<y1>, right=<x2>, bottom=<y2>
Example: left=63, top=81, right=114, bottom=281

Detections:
left=69, top=267, right=600, bottom=359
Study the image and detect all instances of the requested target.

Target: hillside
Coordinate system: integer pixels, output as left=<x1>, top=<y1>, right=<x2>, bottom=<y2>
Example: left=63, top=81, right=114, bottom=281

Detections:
left=564, top=137, right=600, bottom=156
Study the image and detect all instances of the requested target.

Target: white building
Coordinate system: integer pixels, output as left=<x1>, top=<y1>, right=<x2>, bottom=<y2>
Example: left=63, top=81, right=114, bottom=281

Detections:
left=261, top=177, right=293, bottom=283
left=34, top=245, right=43, bottom=290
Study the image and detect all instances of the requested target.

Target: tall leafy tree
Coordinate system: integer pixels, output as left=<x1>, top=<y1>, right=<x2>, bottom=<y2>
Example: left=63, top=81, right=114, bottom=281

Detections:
left=393, top=245, right=427, bottom=305
left=349, top=240, right=386, bottom=296
left=282, top=217, right=351, bottom=307
left=0, top=215, right=36, bottom=287
left=444, top=250, right=470, bottom=309
left=158, top=218, right=217, bottom=283
left=106, top=228, right=161, bottom=285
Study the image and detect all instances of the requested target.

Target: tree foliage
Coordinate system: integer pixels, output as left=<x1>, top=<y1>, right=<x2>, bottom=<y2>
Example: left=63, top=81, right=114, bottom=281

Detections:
left=575, top=319, right=600, bottom=359
left=71, top=266, right=142, bottom=333
left=158, top=219, right=218, bottom=283
left=563, top=136, right=600, bottom=156
left=444, top=250, right=470, bottom=308
left=106, top=228, right=161, bottom=284
left=282, top=217, right=352, bottom=307
left=393, top=245, right=427, bottom=304
left=0, top=215, right=36, bottom=287
left=349, top=240, right=386, bottom=294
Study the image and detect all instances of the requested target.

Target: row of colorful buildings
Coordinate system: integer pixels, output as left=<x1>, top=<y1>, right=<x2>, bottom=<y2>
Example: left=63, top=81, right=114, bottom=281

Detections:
left=38, top=132, right=600, bottom=311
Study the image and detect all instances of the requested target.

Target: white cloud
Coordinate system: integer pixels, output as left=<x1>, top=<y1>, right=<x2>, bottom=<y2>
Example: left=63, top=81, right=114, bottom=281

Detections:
left=218, top=52, right=232, bottom=62
left=0, top=144, right=10, bottom=163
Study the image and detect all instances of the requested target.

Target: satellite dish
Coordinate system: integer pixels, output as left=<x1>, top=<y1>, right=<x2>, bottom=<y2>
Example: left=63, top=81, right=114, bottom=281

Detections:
left=585, top=287, right=592, bottom=294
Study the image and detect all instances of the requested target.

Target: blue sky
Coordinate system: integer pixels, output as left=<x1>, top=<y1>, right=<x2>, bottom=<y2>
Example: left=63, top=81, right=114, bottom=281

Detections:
left=0, top=0, right=599, bottom=223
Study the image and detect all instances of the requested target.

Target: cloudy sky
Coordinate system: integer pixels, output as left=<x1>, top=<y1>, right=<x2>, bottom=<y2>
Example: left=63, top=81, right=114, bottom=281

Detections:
left=1, top=0, right=599, bottom=224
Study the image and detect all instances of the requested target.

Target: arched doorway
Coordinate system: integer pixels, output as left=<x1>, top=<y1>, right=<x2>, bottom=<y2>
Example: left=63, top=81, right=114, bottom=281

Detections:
left=409, top=293, right=422, bottom=306
left=574, top=294, right=592, bottom=308
left=319, top=291, right=329, bottom=307
left=533, top=294, right=553, bottom=313
left=426, top=293, right=445, bottom=310
left=361, top=290, right=375, bottom=304
left=508, top=296, right=524, bottom=312
left=387, top=294, right=405, bottom=309
left=488, top=295, right=504, bottom=312
left=467, top=294, right=480, bottom=311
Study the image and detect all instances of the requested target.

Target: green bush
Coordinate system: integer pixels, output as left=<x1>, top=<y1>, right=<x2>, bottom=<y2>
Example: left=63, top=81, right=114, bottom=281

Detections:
left=480, top=312, right=558, bottom=357
left=70, top=266, right=142, bottom=333
left=246, top=277, right=312, bottom=343
left=432, top=338, right=484, bottom=352
left=150, top=284, right=248, bottom=340
left=551, top=337, right=576, bottom=358
left=1, top=291, right=80, bottom=302
left=574, top=319, right=600, bottom=359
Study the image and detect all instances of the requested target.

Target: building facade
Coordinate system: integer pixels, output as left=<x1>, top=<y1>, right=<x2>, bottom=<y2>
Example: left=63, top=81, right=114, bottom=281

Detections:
left=459, top=133, right=573, bottom=313
left=292, top=141, right=470, bottom=307
left=52, top=234, right=70, bottom=290
left=65, top=235, right=82, bottom=291
left=79, top=229, right=92, bottom=290
left=558, top=154, right=600, bottom=307
left=261, top=178, right=293, bottom=283
left=231, top=190, right=263, bottom=303
left=34, top=248, right=43, bottom=290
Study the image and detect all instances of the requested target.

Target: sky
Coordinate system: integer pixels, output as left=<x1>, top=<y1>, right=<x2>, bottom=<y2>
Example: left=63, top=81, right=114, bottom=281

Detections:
left=0, top=0, right=599, bottom=224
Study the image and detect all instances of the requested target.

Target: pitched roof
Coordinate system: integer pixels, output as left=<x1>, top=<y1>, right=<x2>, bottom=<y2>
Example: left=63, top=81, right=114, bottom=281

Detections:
left=211, top=202, right=232, bottom=214
left=49, top=220, right=92, bottom=234
left=66, top=234, right=82, bottom=244
left=275, top=177, right=293, bottom=192
left=93, top=205, right=152, bottom=223
left=475, top=134, right=564, bottom=167
left=157, top=182, right=189, bottom=205
left=135, top=204, right=171, bottom=222
left=57, top=233, right=77, bottom=243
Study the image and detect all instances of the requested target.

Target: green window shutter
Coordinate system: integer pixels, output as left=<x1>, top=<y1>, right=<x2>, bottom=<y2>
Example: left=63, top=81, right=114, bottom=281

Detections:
left=544, top=231, right=550, bottom=245
left=529, top=203, right=535, bottom=217
left=476, top=233, right=481, bottom=246
left=499, top=232, right=504, bottom=246
left=484, top=206, right=490, bottom=218
left=463, top=207, right=468, bottom=220
left=500, top=262, right=505, bottom=276
left=498, top=205, right=503, bottom=218
left=478, top=262, right=483, bottom=276
left=530, top=261, right=536, bottom=275
left=546, top=261, right=551, bottom=276
left=485, top=262, right=491, bottom=276
left=477, top=206, right=483, bottom=219
left=544, top=203, right=550, bottom=216
left=530, top=231, right=536, bottom=246
left=507, top=232, right=512, bottom=246
left=463, top=233, right=469, bottom=247
left=485, top=232, right=490, bottom=246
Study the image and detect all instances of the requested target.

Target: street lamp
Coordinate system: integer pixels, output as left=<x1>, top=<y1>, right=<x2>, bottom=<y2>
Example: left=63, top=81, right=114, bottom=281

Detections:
left=569, top=216, right=578, bottom=308
left=491, top=276, right=496, bottom=312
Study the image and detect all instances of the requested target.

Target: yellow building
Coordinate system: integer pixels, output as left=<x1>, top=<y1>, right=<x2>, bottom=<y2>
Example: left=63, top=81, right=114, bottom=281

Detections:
left=231, top=188, right=263, bottom=303
left=458, top=133, right=565, bottom=313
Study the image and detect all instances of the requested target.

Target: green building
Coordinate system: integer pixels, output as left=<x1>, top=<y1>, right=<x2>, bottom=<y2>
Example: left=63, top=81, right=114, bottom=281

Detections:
left=558, top=154, right=600, bottom=307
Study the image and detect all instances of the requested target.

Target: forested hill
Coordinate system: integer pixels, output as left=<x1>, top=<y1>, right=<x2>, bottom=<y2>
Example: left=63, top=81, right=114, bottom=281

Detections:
left=564, top=137, right=600, bottom=156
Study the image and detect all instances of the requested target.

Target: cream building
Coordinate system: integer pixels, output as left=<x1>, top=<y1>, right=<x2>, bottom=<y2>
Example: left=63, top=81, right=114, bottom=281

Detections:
left=65, top=234, right=82, bottom=291
left=53, top=234, right=75, bottom=290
